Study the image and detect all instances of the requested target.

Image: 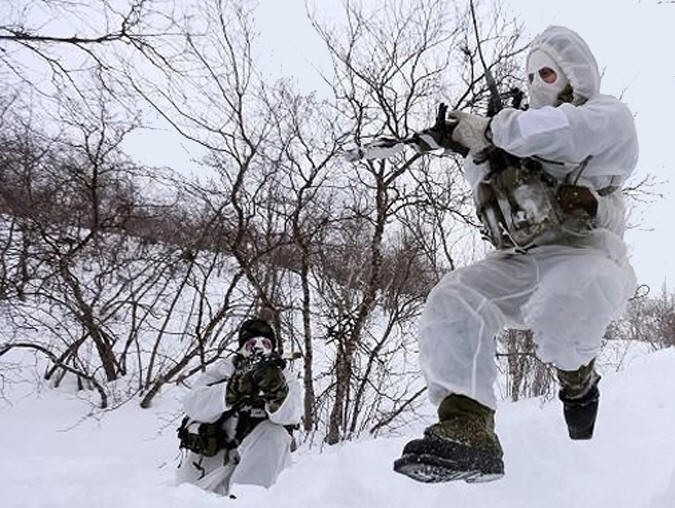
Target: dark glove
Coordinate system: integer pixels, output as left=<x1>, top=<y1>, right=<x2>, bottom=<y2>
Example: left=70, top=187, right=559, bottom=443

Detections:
left=225, top=370, right=258, bottom=407
left=251, top=362, right=289, bottom=412
left=414, top=103, right=470, bottom=157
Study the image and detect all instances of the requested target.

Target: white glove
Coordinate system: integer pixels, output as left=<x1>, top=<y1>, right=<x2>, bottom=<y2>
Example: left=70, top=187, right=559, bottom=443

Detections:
left=449, top=111, right=491, bottom=154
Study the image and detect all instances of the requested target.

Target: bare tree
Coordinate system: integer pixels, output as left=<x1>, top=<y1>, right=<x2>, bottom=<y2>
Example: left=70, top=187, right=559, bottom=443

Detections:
left=305, top=0, right=527, bottom=444
left=0, top=0, right=175, bottom=101
left=1, top=0, right=551, bottom=443
left=0, top=97, right=171, bottom=405
left=496, top=329, right=555, bottom=402
left=607, top=285, right=675, bottom=353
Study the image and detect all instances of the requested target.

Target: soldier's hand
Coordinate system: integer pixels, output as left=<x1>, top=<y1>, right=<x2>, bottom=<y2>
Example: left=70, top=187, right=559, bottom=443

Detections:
left=448, top=110, right=492, bottom=154
left=414, top=103, right=470, bottom=157
left=253, top=363, right=284, bottom=392
left=225, top=370, right=258, bottom=406
left=252, top=363, right=289, bottom=412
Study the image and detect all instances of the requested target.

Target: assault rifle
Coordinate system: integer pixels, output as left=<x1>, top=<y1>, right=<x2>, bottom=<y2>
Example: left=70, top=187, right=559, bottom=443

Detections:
left=344, top=0, right=571, bottom=250
left=342, top=85, right=524, bottom=163
left=228, top=350, right=287, bottom=406
left=343, top=103, right=468, bottom=162
left=234, top=349, right=287, bottom=377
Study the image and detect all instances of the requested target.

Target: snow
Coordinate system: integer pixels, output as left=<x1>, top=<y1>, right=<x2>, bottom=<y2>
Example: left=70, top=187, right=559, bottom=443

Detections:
left=2, top=346, right=674, bottom=508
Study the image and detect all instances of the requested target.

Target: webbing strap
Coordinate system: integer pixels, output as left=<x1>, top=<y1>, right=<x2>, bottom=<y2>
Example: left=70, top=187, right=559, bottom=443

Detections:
left=597, top=185, right=619, bottom=196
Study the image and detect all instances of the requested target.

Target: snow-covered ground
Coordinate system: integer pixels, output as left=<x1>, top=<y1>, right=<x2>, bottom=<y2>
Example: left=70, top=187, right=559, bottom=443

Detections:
left=2, top=346, right=674, bottom=508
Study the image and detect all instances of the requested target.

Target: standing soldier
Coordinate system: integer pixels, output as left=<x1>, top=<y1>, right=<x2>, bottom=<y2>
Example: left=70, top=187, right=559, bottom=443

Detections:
left=394, top=25, right=638, bottom=483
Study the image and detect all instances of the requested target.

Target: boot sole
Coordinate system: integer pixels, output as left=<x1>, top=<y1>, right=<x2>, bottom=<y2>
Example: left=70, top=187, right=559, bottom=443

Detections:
left=394, top=454, right=504, bottom=483
left=393, top=438, right=504, bottom=484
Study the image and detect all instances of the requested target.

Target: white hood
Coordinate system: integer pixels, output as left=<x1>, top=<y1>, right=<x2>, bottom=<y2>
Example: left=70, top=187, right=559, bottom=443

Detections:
left=527, top=26, right=601, bottom=105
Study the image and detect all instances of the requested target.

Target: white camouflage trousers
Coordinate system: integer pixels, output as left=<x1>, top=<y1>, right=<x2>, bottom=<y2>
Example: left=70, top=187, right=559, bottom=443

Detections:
left=419, top=231, right=636, bottom=410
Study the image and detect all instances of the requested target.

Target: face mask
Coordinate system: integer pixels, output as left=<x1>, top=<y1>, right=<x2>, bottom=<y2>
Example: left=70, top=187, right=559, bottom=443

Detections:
left=526, top=49, right=570, bottom=108
left=239, top=336, right=274, bottom=358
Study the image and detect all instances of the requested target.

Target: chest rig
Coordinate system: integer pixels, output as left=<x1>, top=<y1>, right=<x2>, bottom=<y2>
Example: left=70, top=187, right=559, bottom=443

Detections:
left=474, top=150, right=598, bottom=250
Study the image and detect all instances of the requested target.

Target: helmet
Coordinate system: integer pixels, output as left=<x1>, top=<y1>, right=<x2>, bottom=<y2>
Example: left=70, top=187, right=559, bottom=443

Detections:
left=237, top=318, right=276, bottom=350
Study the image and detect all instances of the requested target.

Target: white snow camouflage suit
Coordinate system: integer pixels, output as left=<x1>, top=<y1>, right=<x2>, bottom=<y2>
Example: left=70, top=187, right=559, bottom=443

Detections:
left=419, top=25, right=639, bottom=410
left=176, top=358, right=303, bottom=495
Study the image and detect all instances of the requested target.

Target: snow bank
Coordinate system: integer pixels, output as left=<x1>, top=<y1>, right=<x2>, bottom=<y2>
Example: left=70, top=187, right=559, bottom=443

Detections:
left=1, top=347, right=674, bottom=508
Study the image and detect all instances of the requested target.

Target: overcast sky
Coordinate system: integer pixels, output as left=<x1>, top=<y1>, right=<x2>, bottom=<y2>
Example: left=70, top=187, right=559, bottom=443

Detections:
left=248, top=0, right=675, bottom=293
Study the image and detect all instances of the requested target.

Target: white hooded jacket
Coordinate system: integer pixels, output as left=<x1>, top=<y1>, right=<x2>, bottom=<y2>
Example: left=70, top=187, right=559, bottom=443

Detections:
left=467, top=25, right=639, bottom=238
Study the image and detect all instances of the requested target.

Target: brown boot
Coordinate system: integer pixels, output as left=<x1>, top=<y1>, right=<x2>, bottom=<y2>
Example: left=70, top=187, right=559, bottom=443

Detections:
left=394, top=394, right=504, bottom=483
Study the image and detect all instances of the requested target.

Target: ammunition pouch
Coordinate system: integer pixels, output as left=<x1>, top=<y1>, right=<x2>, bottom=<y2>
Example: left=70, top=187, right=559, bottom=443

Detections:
left=557, top=184, right=598, bottom=218
left=475, top=159, right=597, bottom=250
left=177, top=399, right=269, bottom=458
left=177, top=416, right=231, bottom=457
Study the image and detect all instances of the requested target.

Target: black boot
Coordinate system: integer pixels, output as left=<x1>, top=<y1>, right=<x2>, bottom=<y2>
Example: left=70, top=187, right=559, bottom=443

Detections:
left=393, top=394, right=504, bottom=483
left=557, top=360, right=601, bottom=440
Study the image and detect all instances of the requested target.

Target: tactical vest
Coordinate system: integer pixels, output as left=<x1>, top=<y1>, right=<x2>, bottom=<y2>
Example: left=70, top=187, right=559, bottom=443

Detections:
left=475, top=157, right=601, bottom=250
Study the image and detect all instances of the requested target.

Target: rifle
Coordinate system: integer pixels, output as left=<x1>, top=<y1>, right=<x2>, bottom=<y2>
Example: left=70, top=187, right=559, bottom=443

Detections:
left=343, top=103, right=469, bottom=162
left=234, top=349, right=287, bottom=376
left=344, top=7, right=552, bottom=251
left=342, top=86, right=523, bottom=163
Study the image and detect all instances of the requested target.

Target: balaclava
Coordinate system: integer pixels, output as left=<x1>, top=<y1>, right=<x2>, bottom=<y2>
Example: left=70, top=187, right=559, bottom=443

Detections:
left=526, top=48, right=570, bottom=109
